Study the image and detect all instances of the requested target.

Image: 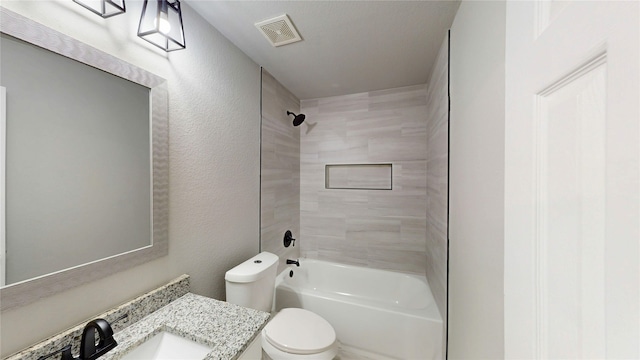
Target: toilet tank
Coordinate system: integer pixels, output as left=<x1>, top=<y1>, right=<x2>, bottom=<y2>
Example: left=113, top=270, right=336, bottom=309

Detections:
left=225, top=252, right=279, bottom=312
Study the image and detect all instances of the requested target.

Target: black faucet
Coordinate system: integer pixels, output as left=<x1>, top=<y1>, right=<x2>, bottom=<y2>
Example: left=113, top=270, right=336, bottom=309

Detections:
left=80, top=319, right=117, bottom=360
left=37, top=345, right=74, bottom=360
left=283, top=230, right=296, bottom=247
left=37, top=319, right=117, bottom=360
left=286, top=259, right=300, bottom=267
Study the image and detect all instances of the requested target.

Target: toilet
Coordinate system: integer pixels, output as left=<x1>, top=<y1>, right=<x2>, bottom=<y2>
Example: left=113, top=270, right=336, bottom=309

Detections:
left=225, top=252, right=338, bottom=360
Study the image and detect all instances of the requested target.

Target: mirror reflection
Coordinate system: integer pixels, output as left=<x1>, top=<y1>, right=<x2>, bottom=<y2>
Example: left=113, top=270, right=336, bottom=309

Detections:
left=0, top=33, right=152, bottom=286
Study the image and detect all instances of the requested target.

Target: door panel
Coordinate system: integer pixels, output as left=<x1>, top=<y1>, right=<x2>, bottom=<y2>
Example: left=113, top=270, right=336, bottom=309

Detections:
left=505, top=1, right=639, bottom=358
left=538, top=57, right=607, bottom=359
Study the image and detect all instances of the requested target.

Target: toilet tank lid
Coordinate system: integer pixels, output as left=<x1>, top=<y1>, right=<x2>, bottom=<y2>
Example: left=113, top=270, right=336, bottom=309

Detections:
left=225, top=252, right=279, bottom=283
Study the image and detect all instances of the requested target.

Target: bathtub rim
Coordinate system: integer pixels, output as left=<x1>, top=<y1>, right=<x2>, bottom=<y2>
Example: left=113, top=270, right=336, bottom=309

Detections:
left=274, top=257, right=443, bottom=323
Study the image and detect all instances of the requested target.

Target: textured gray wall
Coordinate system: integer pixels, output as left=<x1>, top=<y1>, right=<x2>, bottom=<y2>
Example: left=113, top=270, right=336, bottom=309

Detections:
left=0, top=2, right=260, bottom=357
left=1, top=34, right=151, bottom=284
left=300, top=85, right=428, bottom=274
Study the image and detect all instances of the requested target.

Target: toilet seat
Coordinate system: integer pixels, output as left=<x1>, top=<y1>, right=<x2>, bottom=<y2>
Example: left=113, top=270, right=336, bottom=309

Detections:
left=262, top=308, right=337, bottom=357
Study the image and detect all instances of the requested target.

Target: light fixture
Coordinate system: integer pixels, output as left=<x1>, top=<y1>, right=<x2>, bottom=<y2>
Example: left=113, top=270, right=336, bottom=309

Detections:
left=138, top=0, right=186, bottom=52
left=73, top=0, right=126, bottom=18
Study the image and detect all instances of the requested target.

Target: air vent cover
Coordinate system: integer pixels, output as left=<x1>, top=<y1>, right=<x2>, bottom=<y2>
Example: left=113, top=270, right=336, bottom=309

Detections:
left=255, top=14, right=302, bottom=47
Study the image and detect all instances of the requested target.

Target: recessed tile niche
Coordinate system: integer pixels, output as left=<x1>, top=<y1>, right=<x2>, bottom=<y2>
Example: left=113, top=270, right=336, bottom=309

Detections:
left=325, top=164, right=392, bottom=190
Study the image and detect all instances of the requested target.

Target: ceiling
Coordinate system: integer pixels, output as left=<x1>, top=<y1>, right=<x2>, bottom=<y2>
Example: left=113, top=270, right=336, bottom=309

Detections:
left=185, top=1, right=461, bottom=100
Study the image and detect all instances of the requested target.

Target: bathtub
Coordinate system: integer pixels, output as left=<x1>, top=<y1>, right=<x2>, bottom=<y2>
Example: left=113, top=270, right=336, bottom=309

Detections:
left=273, top=259, right=443, bottom=359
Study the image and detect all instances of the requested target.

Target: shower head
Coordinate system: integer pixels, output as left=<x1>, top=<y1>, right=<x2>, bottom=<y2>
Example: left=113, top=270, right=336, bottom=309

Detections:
left=287, top=111, right=306, bottom=127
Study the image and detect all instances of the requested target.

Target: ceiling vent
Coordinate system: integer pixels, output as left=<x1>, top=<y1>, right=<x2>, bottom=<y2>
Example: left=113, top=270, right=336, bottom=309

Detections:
left=255, top=14, right=302, bottom=47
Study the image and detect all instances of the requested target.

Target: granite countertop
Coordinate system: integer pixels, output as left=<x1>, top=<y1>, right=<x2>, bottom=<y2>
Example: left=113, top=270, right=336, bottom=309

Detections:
left=103, top=293, right=270, bottom=360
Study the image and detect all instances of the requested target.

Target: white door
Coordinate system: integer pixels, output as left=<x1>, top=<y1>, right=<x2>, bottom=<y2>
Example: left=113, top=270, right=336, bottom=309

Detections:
left=504, top=1, right=639, bottom=359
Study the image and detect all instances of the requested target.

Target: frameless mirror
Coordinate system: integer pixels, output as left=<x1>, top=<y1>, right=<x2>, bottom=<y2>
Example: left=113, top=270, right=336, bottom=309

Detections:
left=0, top=8, right=169, bottom=311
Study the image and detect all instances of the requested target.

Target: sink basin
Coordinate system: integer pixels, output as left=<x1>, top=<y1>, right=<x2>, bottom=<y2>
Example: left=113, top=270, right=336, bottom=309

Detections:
left=120, top=331, right=213, bottom=360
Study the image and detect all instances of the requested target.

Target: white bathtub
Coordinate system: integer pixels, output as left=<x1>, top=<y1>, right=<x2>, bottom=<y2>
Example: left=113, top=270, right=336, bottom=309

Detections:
left=273, top=259, right=443, bottom=359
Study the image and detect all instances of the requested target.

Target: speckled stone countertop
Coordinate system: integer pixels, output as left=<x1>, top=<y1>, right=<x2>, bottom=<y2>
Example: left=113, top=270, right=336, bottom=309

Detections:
left=7, top=275, right=191, bottom=360
left=104, top=293, right=270, bottom=360
left=6, top=275, right=270, bottom=360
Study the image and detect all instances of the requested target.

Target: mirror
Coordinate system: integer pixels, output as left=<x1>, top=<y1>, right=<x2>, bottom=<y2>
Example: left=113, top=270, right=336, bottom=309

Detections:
left=1, top=33, right=152, bottom=285
left=0, top=8, right=169, bottom=311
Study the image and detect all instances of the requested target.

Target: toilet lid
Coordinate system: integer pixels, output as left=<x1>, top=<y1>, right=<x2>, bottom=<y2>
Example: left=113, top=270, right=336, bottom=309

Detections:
left=264, top=308, right=336, bottom=355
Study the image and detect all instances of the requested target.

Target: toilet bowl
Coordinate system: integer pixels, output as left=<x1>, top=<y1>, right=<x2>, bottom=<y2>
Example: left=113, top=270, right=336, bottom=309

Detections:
left=224, top=252, right=338, bottom=359
left=261, top=308, right=338, bottom=360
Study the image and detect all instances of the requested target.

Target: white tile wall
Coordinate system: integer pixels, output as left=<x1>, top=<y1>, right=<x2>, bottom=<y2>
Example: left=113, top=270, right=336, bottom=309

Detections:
left=300, top=85, right=429, bottom=274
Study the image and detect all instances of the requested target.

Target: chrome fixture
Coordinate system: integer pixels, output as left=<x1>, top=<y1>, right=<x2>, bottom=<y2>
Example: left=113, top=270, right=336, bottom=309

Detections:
left=73, top=0, right=125, bottom=18
left=138, top=0, right=186, bottom=52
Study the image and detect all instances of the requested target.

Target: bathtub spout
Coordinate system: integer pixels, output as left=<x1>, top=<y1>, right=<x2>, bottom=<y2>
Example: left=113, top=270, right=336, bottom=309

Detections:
left=286, top=259, right=300, bottom=267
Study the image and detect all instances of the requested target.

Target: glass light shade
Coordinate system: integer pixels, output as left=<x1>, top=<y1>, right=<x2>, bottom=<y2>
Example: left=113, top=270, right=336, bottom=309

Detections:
left=73, top=0, right=126, bottom=18
left=138, top=0, right=186, bottom=52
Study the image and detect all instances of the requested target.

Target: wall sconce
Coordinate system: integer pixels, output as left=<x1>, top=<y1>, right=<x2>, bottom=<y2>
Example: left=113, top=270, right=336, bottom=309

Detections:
left=73, top=0, right=126, bottom=18
left=138, top=0, right=186, bottom=52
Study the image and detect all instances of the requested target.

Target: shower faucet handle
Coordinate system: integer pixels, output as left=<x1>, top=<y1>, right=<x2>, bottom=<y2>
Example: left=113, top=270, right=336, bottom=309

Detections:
left=284, top=230, right=296, bottom=247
